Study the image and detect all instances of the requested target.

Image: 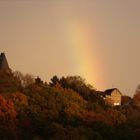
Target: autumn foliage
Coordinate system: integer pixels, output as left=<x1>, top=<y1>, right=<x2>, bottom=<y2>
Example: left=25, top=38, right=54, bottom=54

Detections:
left=0, top=71, right=140, bottom=140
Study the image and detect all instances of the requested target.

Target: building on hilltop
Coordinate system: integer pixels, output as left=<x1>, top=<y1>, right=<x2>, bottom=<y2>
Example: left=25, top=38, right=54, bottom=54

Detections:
left=100, top=88, right=122, bottom=106
left=0, top=52, right=11, bottom=72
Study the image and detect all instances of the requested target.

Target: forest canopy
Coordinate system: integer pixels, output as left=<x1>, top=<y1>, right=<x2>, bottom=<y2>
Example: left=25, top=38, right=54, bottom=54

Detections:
left=0, top=70, right=140, bottom=140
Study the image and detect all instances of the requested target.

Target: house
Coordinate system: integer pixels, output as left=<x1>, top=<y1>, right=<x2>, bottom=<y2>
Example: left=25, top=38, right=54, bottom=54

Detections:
left=0, top=52, right=11, bottom=71
left=102, top=88, right=122, bottom=106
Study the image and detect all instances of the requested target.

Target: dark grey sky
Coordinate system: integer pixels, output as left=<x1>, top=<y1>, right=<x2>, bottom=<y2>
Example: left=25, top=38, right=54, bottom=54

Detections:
left=0, top=0, right=140, bottom=96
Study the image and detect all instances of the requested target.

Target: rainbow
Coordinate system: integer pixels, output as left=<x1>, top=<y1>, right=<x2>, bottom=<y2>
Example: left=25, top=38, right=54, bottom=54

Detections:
left=64, top=19, right=103, bottom=90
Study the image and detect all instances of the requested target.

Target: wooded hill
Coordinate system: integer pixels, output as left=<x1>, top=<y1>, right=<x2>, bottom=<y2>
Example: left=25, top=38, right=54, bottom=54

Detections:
left=0, top=70, right=140, bottom=140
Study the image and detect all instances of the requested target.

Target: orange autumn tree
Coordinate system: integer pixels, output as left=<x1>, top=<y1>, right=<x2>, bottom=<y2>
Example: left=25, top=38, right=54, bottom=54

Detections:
left=52, top=84, right=87, bottom=118
left=133, top=84, right=140, bottom=105
left=0, top=95, right=18, bottom=139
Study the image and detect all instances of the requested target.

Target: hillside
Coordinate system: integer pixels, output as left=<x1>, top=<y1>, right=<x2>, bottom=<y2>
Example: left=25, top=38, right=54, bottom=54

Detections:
left=0, top=70, right=140, bottom=140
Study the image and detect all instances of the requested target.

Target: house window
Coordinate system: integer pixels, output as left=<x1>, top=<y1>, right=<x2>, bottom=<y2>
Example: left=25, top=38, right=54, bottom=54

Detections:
left=114, top=103, right=120, bottom=106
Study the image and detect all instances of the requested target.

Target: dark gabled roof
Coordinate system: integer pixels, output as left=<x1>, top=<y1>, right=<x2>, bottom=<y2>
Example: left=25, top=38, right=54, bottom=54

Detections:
left=104, top=88, right=117, bottom=95
left=104, top=88, right=122, bottom=96
left=98, top=88, right=122, bottom=97
left=0, top=52, right=10, bottom=70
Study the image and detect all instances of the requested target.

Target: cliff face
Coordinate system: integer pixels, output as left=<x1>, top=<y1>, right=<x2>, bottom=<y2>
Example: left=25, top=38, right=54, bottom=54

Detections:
left=0, top=53, right=10, bottom=71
